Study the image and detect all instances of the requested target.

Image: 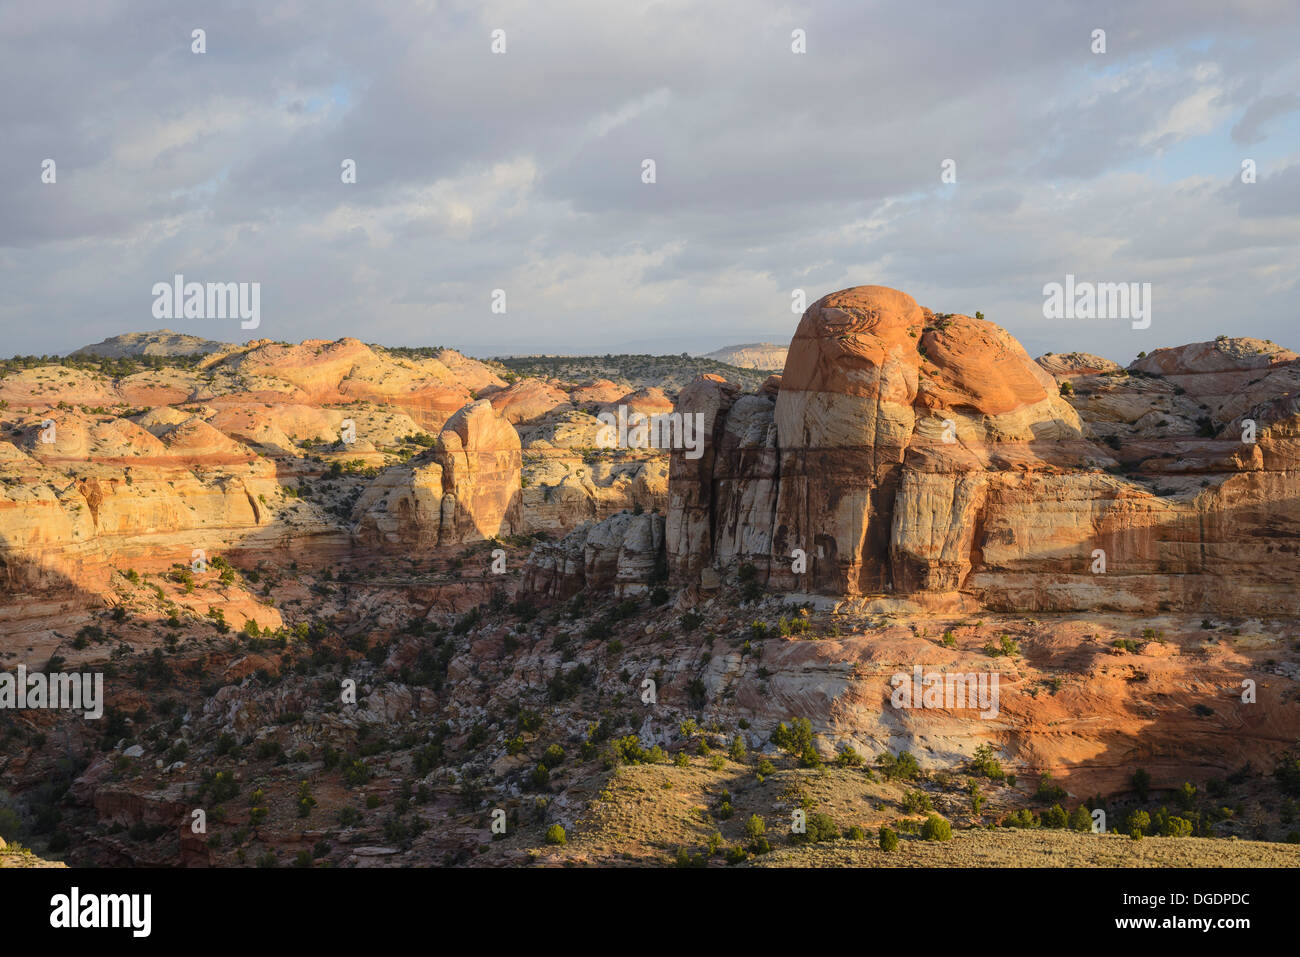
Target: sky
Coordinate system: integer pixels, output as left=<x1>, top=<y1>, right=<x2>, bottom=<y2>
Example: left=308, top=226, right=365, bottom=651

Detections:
left=1, top=0, right=1299, bottom=362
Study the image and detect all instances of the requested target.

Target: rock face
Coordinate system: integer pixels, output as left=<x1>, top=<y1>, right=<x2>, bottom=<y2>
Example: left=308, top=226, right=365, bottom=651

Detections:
left=665, top=375, right=743, bottom=582
left=353, top=400, right=523, bottom=548
left=666, top=285, right=1300, bottom=616
left=522, top=510, right=665, bottom=600
left=487, top=378, right=572, bottom=425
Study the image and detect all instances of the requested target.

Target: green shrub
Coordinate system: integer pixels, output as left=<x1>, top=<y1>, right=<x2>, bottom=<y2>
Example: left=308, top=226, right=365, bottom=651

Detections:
left=970, top=743, right=1005, bottom=780
left=1001, top=809, right=1037, bottom=829
left=1131, top=768, right=1151, bottom=801
left=877, top=750, right=921, bottom=781
left=0, top=807, right=22, bottom=841
left=902, top=790, right=932, bottom=814
left=835, top=745, right=863, bottom=768
left=920, top=814, right=952, bottom=841
left=1042, top=804, right=1069, bottom=829
left=879, top=826, right=899, bottom=851
left=729, top=735, right=747, bottom=762
left=772, top=718, right=814, bottom=756
left=1035, top=772, right=1067, bottom=803
left=1125, top=809, right=1151, bottom=836
left=545, top=824, right=566, bottom=846
left=808, top=812, right=838, bottom=842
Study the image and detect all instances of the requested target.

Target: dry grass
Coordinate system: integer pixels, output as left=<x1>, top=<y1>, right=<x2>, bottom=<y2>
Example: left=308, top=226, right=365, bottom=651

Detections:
left=529, top=756, right=1300, bottom=868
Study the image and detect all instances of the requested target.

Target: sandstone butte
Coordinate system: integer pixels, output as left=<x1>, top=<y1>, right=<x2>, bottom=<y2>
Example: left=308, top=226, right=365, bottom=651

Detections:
left=656, top=285, right=1300, bottom=618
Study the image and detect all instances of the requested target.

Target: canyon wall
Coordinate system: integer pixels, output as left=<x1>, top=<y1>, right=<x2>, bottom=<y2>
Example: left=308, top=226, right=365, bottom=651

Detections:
left=662, top=285, right=1300, bottom=615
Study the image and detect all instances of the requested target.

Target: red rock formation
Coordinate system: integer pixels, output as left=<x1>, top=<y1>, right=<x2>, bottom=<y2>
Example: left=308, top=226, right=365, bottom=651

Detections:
left=488, top=379, right=572, bottom=424
left=352, top=399, right=522, bottom=549
left=666, top=285, right=1300, bottom=616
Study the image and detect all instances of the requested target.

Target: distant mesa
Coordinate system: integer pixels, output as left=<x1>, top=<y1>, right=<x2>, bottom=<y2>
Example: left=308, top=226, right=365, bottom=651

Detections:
left=703, top=342, right=787, bottom=371
left=70, top=330, right=233, bottom=359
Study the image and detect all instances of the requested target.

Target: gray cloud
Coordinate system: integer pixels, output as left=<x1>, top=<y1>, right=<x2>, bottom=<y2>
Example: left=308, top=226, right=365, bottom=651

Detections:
left=2, top=0, right=1300, bottom=364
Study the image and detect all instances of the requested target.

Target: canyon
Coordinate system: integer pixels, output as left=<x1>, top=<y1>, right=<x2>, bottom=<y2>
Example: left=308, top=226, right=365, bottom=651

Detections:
left=1, top=287, right=1298, bottom=867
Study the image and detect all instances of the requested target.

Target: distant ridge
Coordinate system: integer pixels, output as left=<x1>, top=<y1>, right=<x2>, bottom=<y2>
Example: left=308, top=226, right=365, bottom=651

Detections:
left=702, top=342, right=787, bottom=371
left=70, top=329, right=232, bottom=359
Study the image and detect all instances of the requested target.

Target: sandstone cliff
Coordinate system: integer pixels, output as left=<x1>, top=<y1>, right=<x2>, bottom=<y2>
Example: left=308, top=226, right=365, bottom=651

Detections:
left=662, top=286, right=1300, bottom=616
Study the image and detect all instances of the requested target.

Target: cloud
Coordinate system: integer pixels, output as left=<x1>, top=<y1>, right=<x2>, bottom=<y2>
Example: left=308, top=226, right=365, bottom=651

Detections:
left=1231, top=92, right=1300, bottom=144
left=1, top=0, right=1299, bottom=364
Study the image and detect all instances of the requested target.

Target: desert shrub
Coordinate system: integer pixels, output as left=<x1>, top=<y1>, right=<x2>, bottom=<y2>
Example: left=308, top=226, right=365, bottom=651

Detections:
left=545, top=824, right=566, bottom=845
left=983, top=634, right=1020, bottom=657
left=1001, top=809, right=1038, bottom=829
left=798, top=812, right=838, bottom=844
left=530, top=764, right=550, bottom=789
left=0, top=807, right=22, bottom=841
left=674, top=847, right=705, bottom=867
left=342, top=759, right=370, bottom=787
left=835, top=745, right=863, bottom=768
left=1125, top=809, right=1151, bottom=836
left=902, top=790, right=932, bottom=814
left=1131, top=768, right=1152, bottom=801
left=1042, top=804, right=1069, bottom=829
left=1035, top=772, right=1066, bottom=803
left=296, top=781, right=316, bottom=818
left=729, top=735, right=747, bottom=762
left=970, top=743, right=1005, bottom=780
left=876, top=750, right=921, bottom=781
left=920, top=814, right=952, bottom=841
left=879, top=826, right=899, bottom=851
left=1273, top=753, right=1300, bottom=796
left=771, top=718, right=814, bottom=756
